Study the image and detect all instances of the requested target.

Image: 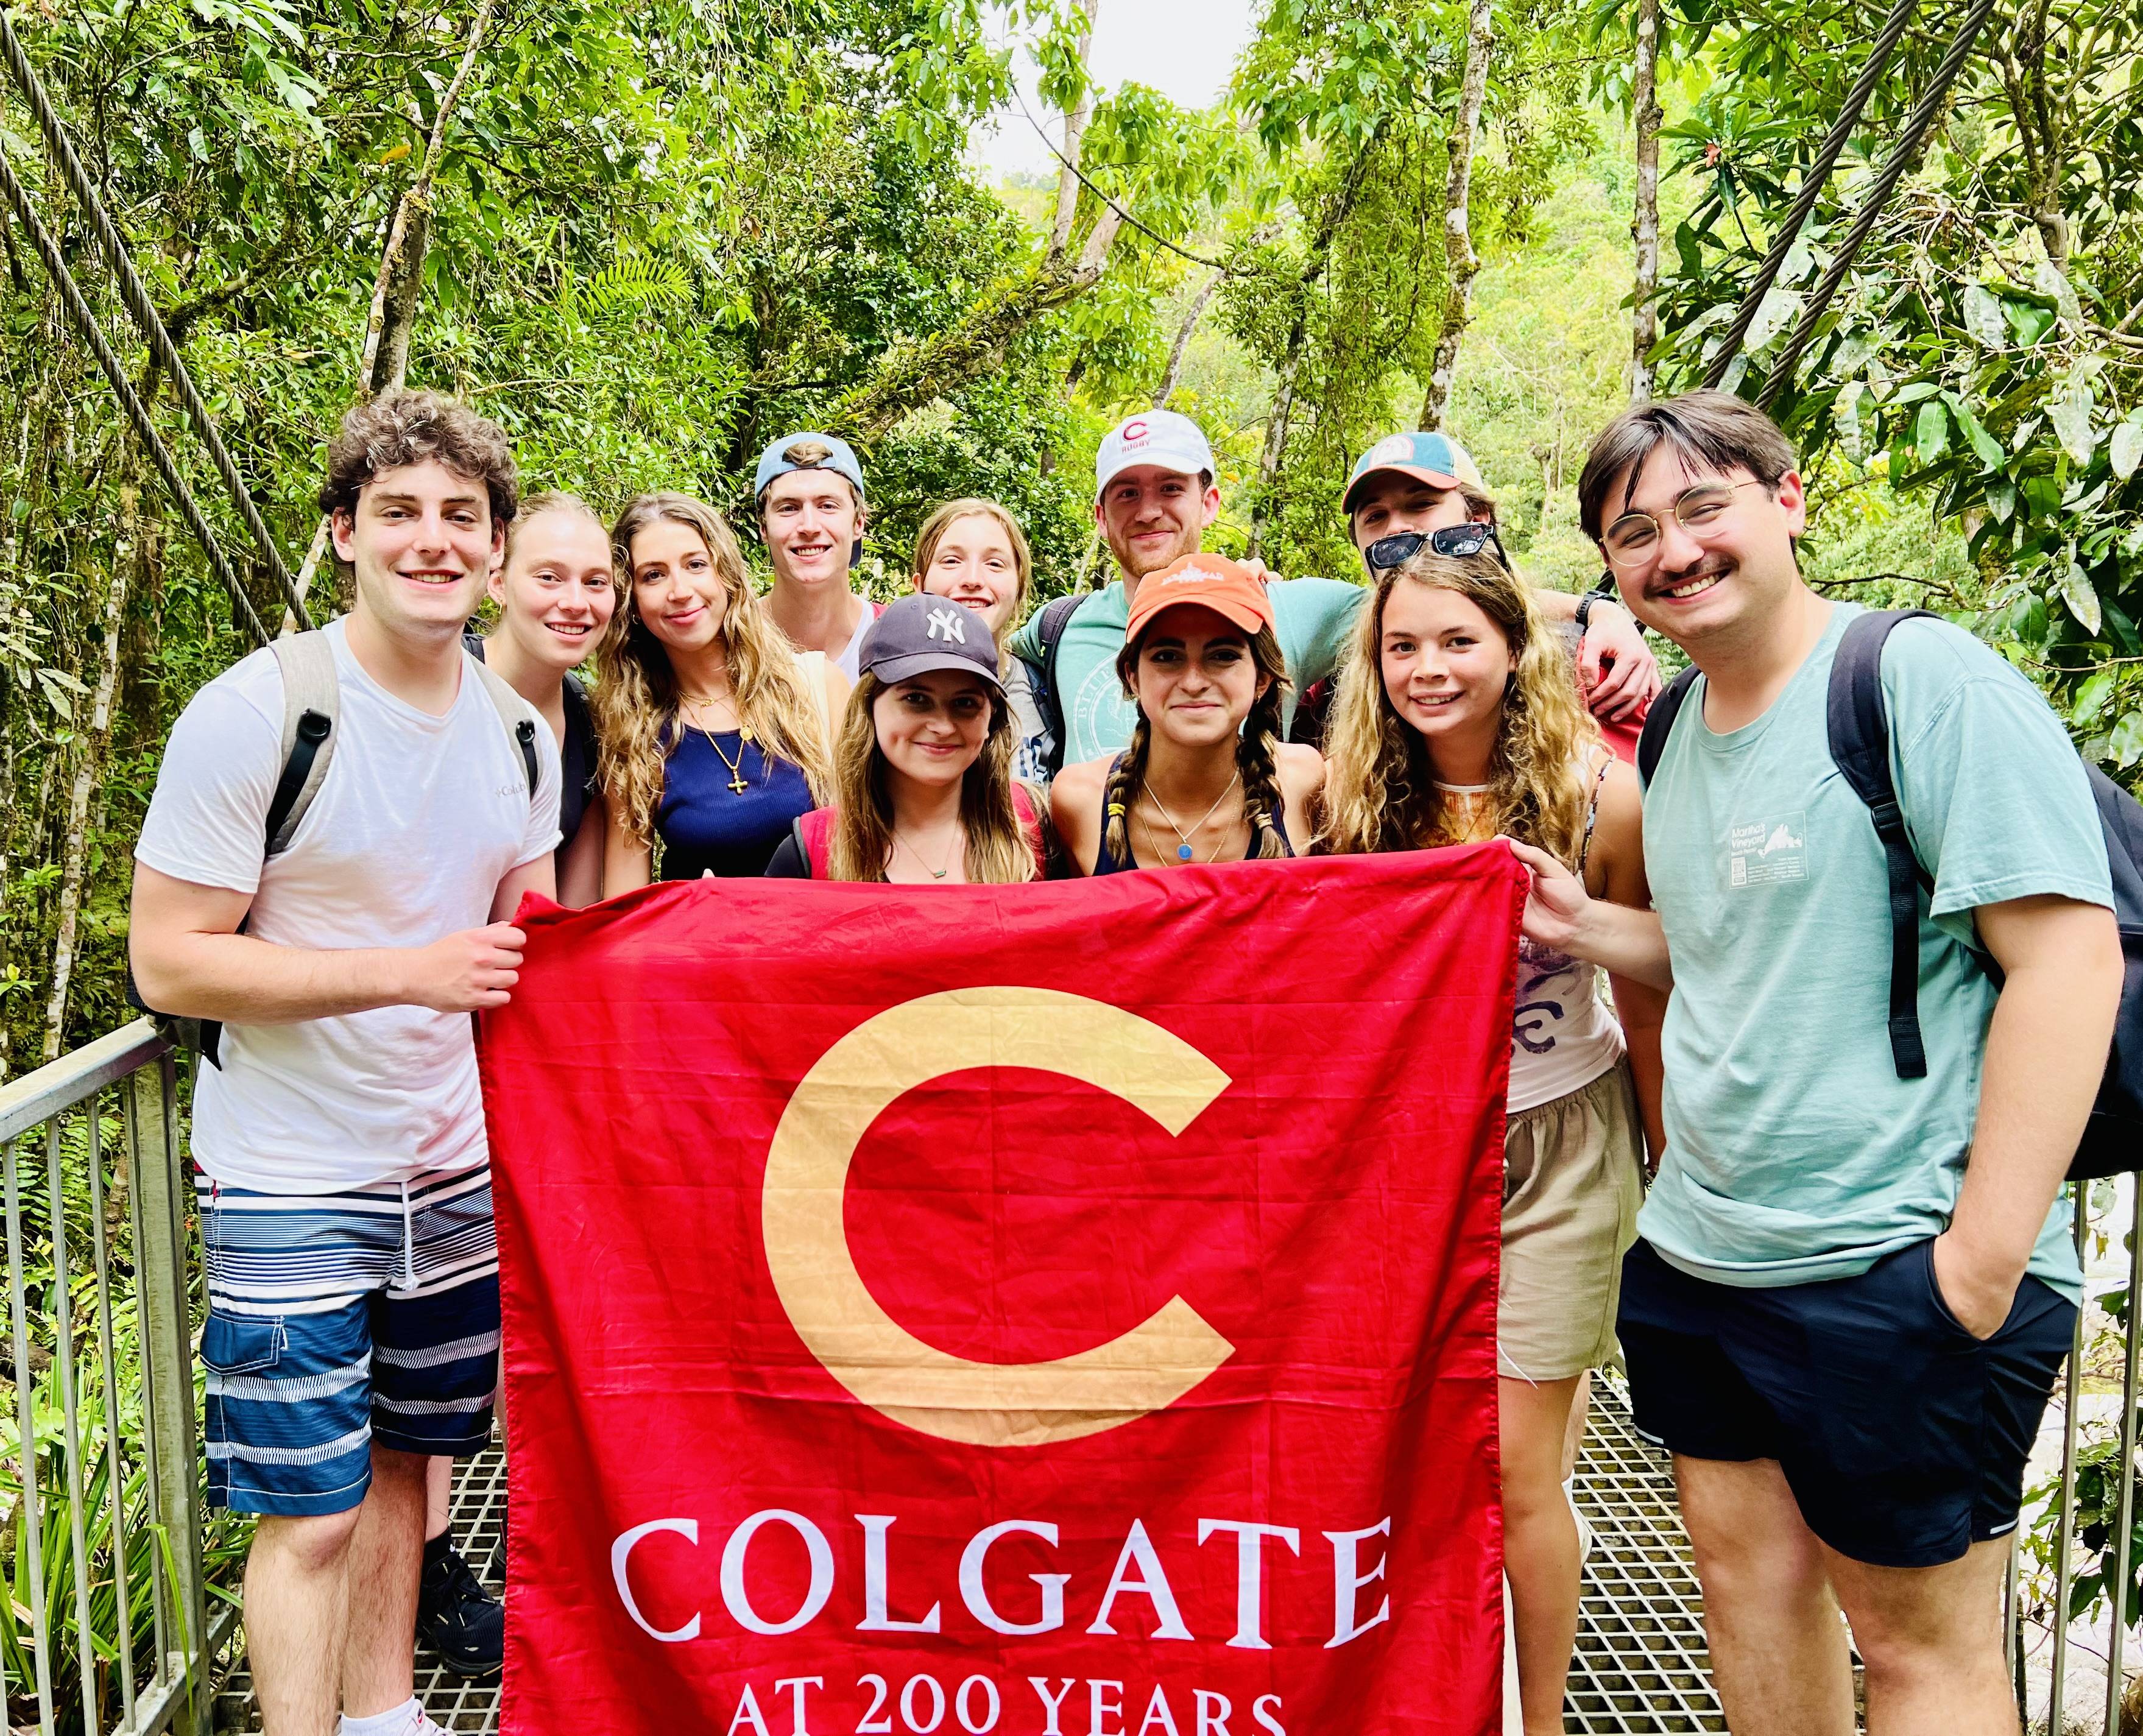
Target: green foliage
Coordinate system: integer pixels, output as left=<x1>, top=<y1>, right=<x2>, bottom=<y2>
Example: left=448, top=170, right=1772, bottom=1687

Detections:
left=0, top=1106, right=251, bottom=1726
left=1637, top=0, right=2143, bottom=780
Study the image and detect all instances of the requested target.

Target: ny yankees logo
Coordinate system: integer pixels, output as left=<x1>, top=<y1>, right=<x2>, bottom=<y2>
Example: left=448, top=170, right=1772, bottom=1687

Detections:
left=925, top=606, right=967, bottom=644
left=760, top=987, right=1236, bottom=1447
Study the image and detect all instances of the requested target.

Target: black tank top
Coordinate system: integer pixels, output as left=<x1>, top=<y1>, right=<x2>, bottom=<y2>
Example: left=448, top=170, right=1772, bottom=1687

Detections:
left=1090, top=755, right=1294, bottom=874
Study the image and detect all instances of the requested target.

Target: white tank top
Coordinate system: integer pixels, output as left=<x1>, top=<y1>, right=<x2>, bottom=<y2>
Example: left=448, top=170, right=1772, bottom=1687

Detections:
left=1437, top=762, right=1627, bottom=1113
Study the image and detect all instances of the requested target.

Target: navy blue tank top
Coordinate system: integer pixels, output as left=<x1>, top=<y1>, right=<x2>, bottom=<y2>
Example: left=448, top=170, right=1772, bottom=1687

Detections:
left=657, top=726, right=814, bottom=879
left=1090, top=756, right=1294, bottom=874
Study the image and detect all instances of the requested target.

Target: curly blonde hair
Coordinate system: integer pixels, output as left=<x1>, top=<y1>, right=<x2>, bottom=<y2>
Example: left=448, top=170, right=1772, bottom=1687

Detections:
left=825, top=674, right=1036, bottom=884
left=594, top=492, right=833, bottom=851
left=1314, top=550, right=1598, bottom=864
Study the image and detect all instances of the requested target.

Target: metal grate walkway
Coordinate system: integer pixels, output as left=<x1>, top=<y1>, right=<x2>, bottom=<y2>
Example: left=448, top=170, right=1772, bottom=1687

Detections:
left=214, top=1383, right=1724, bottom=1732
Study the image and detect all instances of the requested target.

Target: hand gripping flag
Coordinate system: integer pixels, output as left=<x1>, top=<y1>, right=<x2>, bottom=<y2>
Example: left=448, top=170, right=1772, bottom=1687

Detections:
left=479, top=844, right=1525, bottom=1736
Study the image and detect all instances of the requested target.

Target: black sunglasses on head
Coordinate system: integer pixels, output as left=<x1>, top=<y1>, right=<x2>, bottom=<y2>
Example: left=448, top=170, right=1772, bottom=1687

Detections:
left=1363, top=520, right=1509, bottom=574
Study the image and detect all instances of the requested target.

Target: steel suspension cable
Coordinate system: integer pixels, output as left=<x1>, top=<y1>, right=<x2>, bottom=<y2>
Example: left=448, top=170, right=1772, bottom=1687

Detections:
left=1755, top=0, right=2005, bottom=409
left=0, top=144, right=274, bottom=648
left=1700, top=0, right=1921, bottom=388
left=1, top=6, right=309, bottom=629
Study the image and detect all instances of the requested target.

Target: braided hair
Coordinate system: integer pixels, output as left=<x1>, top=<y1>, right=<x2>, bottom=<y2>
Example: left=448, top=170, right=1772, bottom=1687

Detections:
left=1104, top=618, right=1292, bottom=866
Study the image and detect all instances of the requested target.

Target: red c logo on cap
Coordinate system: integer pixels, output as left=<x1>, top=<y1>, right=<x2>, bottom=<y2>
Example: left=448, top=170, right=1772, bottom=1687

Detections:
left=1121, top=420, right=1149, bottom=445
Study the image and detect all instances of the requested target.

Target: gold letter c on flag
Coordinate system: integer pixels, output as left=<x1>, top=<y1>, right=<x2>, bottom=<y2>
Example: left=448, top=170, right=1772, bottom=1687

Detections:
left=762, top=987, right=1235, bottom=1448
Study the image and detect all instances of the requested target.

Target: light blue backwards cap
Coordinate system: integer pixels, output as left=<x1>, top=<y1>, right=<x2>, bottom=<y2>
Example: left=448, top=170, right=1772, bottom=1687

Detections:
left=754, top=432, right=865, bottom=501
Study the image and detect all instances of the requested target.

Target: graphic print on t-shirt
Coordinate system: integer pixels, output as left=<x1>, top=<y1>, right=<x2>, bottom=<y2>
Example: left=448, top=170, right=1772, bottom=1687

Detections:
left=1514, top=937, right=1583, bottom=1055
left=1728, top=810, right=1807, bottom=887
left=1072, top=657, right=1139, bottom=759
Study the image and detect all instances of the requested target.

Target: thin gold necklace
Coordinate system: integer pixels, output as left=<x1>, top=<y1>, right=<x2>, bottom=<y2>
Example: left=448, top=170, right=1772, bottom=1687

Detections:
left=891, top=826, right=960, bottom=881
left=680, top=694, right=754, bottom=794
left=1142, top=770, right=1239, bottom=863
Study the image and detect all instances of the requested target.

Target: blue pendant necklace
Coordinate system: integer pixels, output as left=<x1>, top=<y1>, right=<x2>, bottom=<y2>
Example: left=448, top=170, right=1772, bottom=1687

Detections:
left=1143, top=771, right=1239, bottom=864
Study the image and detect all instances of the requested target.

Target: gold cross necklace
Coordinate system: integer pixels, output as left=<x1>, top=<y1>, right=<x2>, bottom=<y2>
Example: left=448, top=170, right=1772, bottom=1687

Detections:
left=680, top=690, right=752, bottom=795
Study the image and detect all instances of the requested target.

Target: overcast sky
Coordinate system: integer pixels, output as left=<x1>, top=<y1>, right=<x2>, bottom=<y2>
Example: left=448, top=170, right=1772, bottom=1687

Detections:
left=968, top=0, right=1260, bottom=179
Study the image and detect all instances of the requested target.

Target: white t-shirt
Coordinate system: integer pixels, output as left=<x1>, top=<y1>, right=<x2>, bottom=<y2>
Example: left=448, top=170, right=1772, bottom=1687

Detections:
left=135, top=619, right=562, bottom=1193
left=832, top=597, right=885, bottom=681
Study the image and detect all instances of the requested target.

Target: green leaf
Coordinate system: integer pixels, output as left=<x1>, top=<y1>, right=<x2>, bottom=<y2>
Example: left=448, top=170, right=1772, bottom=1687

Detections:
left=2051, top=373, right=2097, bottom=467
left=2111, top=711, right=2143, bottom=771
left=1745, top=286, right=1801, bottom=350
left=1943, top=393, right=2005, bottom=469
left=2059, top=561, right=2103, bottom=637
left=1963, top=284, right=2005, bottom=349
left=1835, top=381, right=1869, bottom=462
left=1915, top=400, right=1950, bottom=465
left=2074, top=669, right=2116, bottom=729
left=2006, top=300, right=2057, bottom=347
left=2113, top=414, right=2143, bottom=483
left=2035, top=260, right=2084, bottom=327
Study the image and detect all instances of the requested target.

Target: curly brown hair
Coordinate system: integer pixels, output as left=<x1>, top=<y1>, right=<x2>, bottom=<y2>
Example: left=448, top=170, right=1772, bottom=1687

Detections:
left=317, top=390, right=518, bottom=529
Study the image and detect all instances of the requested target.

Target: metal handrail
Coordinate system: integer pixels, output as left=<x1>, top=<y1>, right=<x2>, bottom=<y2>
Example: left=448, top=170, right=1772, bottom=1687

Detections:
left=0, top=1018, right=169, bottom=1144
left=1, top=1020, right=206, bottom=1736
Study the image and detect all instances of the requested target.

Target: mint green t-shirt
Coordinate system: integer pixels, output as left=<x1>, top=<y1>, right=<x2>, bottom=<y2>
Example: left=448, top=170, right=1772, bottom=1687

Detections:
left=1009, top=574, right=1366, bottom=766
left=1640, top=604, right=2111, bottom=1303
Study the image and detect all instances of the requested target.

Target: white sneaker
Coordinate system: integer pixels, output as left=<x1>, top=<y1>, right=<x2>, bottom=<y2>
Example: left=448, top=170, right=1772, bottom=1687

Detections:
left=336, top=1703, right=449, bottom=1736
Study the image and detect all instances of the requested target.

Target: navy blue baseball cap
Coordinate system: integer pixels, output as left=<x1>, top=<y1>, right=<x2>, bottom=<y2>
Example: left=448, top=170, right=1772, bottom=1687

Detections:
left=859, top=595, right=1003, bottom=696
left=754, top=432, right=866, bottom=503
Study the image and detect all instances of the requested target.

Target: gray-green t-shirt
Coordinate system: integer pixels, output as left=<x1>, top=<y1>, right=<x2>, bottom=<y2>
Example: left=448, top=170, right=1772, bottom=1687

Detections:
left=1009, top=574, right=1365, bottom=766
left=1640, top=604, right=2111, bottom=1302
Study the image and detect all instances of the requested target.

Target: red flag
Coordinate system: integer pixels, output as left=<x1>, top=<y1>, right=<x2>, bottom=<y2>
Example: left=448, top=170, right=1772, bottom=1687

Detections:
left=481, top=844, right=1522, bottom=1736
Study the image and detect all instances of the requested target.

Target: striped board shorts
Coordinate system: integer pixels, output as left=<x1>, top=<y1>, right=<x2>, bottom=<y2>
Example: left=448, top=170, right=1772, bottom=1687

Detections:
left=197, top=1166, right=501, bottom=1517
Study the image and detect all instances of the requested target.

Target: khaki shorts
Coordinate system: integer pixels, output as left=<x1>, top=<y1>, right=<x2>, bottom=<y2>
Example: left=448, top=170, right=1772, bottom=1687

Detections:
left=1499, top=1060, right=1644, bottom=1383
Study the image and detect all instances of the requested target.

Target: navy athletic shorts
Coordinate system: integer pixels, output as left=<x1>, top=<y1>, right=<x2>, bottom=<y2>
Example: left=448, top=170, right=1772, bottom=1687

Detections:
left=198, top=1169, right=500, bottom=1516
left=1617, top=1234, right=2075, bottom=1568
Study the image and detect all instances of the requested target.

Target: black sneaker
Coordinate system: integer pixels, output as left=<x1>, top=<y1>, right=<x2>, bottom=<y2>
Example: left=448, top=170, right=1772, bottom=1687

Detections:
left=417, top=1535, right=504, bottom=1678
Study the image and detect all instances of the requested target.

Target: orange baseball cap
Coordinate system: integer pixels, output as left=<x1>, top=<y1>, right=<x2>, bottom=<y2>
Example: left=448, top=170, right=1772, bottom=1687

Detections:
left=1124, top=554, right=1274, bottom=644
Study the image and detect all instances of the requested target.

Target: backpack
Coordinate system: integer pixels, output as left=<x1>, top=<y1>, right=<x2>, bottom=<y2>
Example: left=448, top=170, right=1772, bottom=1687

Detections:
left=790, top=786, right=1048, bottom=881
left=133, top=630, right=545, bottom=1066
left=1026, top=591, right=1088, bottom=778
left=1637, top=607, right=2143, bottom=1180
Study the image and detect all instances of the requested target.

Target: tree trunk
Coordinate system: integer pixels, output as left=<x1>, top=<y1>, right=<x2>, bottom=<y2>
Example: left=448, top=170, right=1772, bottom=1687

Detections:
left=1417, top=0, right=1496, bottom=431
left=1628, top=0, right=1663, bottom=404
left=1248, top=370, right=1296, bottom=562
left=1248, top=141, right=1385, bottom=550
left=1155, top=269, right=1224, bottom=409
left=290, top=0, right=497, bottom=627
left=1045, top=0, right=1101, bottom=266
left=42, top=460, right=139, bottom=1063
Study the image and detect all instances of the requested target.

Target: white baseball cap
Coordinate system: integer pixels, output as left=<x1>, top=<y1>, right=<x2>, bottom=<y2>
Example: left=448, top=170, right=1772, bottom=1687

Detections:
left=1094, top=411, right=1216, bottom=502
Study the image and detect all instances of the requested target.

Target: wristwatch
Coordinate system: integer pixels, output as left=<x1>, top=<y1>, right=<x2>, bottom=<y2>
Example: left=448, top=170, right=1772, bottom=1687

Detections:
left=1575, top=575, right=1624, bottom=637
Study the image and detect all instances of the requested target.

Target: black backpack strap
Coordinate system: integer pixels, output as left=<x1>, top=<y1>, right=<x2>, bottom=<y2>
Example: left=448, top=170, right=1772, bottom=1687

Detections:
left=1826, top=609, right=1941, bottom=1079
left=1636, top=665, right=1703, bottom=789
left=515, top=718, right=538, bottom=796
left=264, top=710, right=334, bottom=847
left=1036, top=592, right=1084, bottom=775
left=1034, top=592, right=1086, bottom=778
